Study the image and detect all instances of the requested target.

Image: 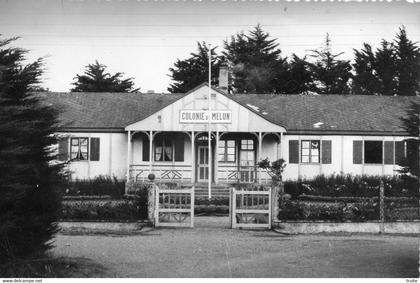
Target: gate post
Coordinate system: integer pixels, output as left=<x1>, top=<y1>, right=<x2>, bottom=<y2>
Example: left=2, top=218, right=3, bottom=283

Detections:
left=271, top=182, right=282, bottom=227
left=147, top=182, right=157, bottom=226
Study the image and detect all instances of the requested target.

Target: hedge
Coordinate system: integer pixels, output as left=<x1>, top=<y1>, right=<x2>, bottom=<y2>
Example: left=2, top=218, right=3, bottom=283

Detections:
left=63, top=176, right=125, bottom=198
left=61, top=181, right=150, bottom=221
left=284, top=174, right=419, bottom=198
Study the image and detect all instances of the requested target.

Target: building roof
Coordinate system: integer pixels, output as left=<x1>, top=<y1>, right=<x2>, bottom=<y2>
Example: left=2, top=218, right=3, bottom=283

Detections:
left=38, top=88, right=420, bottom=135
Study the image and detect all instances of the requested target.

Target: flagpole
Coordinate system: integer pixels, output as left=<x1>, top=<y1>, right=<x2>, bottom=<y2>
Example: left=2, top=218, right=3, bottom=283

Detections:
left=208, top=44, right=212, bottom=199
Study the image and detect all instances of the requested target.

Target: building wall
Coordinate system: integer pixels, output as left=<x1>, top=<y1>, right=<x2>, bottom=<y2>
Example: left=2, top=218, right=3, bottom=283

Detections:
left=61, top=131, right=411, bottom=182
left=281, top=134, right=408, bottom=180
left=61, top=132, right=127, bottom=180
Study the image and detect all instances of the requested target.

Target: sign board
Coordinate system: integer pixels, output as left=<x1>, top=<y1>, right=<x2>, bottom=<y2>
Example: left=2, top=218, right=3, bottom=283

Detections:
left=180, top=110, right=232, bottom=124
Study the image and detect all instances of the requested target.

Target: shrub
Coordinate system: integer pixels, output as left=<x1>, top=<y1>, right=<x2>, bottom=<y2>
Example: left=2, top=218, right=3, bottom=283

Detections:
left=63, top=176, right=125, bottom=198
left=61, top=199, right=147, bottom=221
left=284, top=174, right=419, bottom=198
left=279, top=200, right=379, bottom=222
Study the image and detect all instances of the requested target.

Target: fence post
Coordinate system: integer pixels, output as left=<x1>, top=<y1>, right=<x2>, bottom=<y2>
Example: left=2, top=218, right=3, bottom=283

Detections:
left=379, top=180, right=385, bottom=234
left=271, top=182, right=281, bottom=227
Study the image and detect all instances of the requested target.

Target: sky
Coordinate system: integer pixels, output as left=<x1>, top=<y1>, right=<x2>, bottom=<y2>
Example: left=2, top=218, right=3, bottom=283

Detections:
left=0, top=0, right=419, bottom=93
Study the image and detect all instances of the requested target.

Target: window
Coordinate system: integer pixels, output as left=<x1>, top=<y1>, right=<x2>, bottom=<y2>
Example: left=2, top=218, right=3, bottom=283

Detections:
left=218, top=140, right=236, bottom=162
left=301, top=140, right=320, bottom=163
left=240, top=139, right=255, bottom=166
left=70, top=137, right=88, bottom=160
left=364, top=141, right=383, bottom=164
left=154, top=137, right=173, bottom=161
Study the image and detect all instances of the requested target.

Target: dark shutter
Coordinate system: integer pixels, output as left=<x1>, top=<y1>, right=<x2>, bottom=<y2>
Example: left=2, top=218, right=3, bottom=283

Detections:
left=321, top=140, right=332, bottom=164
left=174, top=134, right=184, bottom=162
left=142, top=137, right=150, bottom=161
left=353, top=140, right=363, bottom=164
left=90, top=138, right=100, bottom=161
left=58, top=137, right=69, bottom=161
left=384, top=141, right=394, bottom=165
left=395, top=141, right=405, bottom=165
left=289, top=140, right=299, bottom=164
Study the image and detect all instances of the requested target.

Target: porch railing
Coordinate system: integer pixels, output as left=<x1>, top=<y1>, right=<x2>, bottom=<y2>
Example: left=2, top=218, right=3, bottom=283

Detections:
left=129, top=164, right=271, bottom=184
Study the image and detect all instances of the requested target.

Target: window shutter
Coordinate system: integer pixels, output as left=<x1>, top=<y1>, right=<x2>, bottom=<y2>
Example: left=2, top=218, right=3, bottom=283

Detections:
left=353, top=140, right=363, bottom=164
left=395, top=141, right=405, bottom=165
left=289, top=140, right=299, bottom=164
left=90, top=138, right=100, bottom=161
left=174, top=134, right=184, bottom=162
left=142, top=137, right=150, bottom=161
left=384, top=141, right=394, bottom=165
left=58, top=137, right=69, bottom=161
left=321, top=140, right=332, bottom=164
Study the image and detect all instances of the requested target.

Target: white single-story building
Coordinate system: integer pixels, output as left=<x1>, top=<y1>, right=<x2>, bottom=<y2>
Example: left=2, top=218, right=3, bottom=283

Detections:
left=39, top=72, right=419, bottom=196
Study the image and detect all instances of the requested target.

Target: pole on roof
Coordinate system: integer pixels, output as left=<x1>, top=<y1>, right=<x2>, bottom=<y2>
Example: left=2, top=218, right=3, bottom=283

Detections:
left=208, top=44, right=212, bottom=200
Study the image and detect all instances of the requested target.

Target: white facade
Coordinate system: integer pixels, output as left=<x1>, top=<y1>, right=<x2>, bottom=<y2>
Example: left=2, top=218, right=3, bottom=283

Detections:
left=58, top=85, right=412, bottom=182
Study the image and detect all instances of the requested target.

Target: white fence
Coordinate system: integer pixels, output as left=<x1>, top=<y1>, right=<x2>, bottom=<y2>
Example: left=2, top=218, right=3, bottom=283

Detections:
left=154, top=184, right=194, bottom=227
left=230, top=187, right=272, bottom=229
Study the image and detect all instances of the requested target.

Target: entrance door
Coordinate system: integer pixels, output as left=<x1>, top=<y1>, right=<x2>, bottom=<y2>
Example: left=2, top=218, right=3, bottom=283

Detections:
left=197, top=146, right=209, bottom=182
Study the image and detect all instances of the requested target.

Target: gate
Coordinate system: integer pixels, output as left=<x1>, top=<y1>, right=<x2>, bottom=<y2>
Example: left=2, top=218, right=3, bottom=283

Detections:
left=230, top=186, right=272, bottom=229
left=154, top=184, right=194, bottom=227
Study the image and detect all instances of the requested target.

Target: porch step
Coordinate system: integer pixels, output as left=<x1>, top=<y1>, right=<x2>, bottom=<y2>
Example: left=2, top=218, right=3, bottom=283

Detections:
left=193, top=185, right=230, bottom=199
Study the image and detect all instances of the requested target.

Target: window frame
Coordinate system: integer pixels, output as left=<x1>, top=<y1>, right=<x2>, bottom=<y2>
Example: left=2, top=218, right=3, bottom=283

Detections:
left=154, top=136, right=174, bottom=162
left=364, top=140, right=383, bottom=165
left=218, top=139, right=236, bottom=163
left=301, top=140, right=320, bottom=164
left=70, top=137, right=89, bottom=161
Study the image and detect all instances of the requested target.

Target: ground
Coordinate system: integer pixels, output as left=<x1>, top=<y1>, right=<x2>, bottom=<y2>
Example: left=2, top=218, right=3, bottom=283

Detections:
left=51, top=216, right=420, bottom=278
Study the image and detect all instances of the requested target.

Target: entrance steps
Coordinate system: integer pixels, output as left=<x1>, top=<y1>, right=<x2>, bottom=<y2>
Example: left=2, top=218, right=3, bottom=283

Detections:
left=181, top=184, right=230, bottom=199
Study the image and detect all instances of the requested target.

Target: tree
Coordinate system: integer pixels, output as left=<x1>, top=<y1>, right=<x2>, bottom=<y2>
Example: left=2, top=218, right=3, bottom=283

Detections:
left=352, top=43, right=379, bottom=95
left=394, top=26, right=420, bottom=96
left=308, top=34, right=352, bottom=94
left=168, top=42, right=221, bottom=93
left=223, top=24, right=286, bottom=94
left=400, top=101, right=419, bottom=178
left=280, top=54, right=314, bottom=94
left=352, top=27, right=419, bottom=96
left=71, top=60, right=139, bottom=92
left=0, top=36, right=64, bottom=261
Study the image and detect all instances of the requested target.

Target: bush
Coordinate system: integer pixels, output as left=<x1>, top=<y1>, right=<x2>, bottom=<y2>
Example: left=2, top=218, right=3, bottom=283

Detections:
left=61, top=181, right=151, bottom=221
left=279, top=200, right=379, bottom=222
left=64, top=176, right=125, bottom=198
left=61, top=199, right=147, bottom=221
left=284, top=174, right=419, bottom=198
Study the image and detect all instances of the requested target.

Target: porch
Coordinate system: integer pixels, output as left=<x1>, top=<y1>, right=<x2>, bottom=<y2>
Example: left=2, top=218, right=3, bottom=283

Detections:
left=127, top=131, right=281, bottom=189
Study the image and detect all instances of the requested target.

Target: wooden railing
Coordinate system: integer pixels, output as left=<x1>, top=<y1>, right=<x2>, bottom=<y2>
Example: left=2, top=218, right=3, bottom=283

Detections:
left=230, top=186, right=272, bottom=229
left=155, top=183, right=194, bottom=227
left=129, top=164, right=272, bottom=184
left=129, top=164, right=193, bottom=183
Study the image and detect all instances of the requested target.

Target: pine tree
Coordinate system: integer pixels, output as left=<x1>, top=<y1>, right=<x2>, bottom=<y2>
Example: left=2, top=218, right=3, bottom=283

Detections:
left=71, top=60, right=139, bottom=92
left=168, top=42, right=221, bottom=93
left=352, top=43, right=379, bottom=95
left=308, top=34, right=352, bottom=94
left=394, top=26, right=420, bottom=96
left=223, top=24, right=285, bottom=94
left=0, top=36, right=64, bottom=261
left=374, top=40, right=398, bottom=96
left=281, top=54, right=313, bottom=94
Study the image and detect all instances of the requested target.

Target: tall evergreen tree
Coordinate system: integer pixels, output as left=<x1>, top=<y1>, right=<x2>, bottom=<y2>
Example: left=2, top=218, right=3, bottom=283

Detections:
left=394, top=26, right=420, bottom=96
left=168, top=42, right=221, bottom=93
left=0, top=36, right=64, bottom=261
left=374, top=40, right=398, bottom=96
left=308, top=34, right=352, bottom=94
left=352, top=43, right=379, bottom=95
left=223, top=25, right=286, bottom=94
left=71, top=60, right=139, bottom=92
left=281, top=54, right=314, bottom=94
